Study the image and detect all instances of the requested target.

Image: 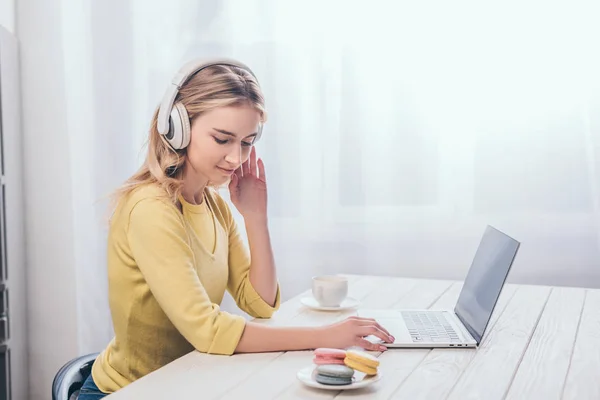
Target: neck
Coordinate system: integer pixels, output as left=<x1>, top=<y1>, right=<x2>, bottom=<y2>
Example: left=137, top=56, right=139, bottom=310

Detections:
left=181, top=163, right=208, bottom=205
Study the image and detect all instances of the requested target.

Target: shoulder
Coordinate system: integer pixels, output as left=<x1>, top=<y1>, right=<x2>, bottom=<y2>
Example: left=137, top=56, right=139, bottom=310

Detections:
left=113, top=184, right=182, bottom=227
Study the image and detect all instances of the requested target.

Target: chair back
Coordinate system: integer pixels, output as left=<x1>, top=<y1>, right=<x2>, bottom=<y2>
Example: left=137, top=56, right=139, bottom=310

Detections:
left=52, top=353, right=99, bottom=400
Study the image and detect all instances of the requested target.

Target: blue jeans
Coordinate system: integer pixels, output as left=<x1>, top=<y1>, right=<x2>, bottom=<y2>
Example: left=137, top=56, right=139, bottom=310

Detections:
left=77, top=374, right=108, bottom=400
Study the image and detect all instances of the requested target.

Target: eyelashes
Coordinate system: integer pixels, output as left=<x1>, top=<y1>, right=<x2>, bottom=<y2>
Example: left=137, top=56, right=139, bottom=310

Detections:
left=213, top=137, right=253, bottom=147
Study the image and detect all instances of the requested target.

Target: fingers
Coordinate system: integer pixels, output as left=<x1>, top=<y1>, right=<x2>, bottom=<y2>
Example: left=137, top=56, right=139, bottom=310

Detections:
left=257, top=158, right=266, bottom=182
left=350, top=317, right=393, bottom=339
left=360, top=325, right=394, bottom=343
left=242, top=159, right=249, bottom=176
left=373, top=322, right=392, bottom=339
left=349, top=316, right=375, bottom=322
left=249, top=146, right=257, bottom=176
left=356, top=338, right=387, bottom=352
left=228, top=173, right=237, bottom=187
left=234, top=166, right=243, bottom=180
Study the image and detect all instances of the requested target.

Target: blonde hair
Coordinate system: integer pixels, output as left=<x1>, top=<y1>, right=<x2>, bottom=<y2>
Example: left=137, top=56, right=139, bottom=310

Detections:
left=111, top=64, right=267, bottom=212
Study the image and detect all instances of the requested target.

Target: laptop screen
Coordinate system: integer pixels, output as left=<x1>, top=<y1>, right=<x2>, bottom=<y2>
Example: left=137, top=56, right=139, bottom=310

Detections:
left=454, top=226, right=520, bottom=344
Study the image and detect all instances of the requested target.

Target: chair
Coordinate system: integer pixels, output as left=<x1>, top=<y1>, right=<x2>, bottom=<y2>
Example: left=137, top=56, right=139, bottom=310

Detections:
left=52, top=352, right=99, bottom=400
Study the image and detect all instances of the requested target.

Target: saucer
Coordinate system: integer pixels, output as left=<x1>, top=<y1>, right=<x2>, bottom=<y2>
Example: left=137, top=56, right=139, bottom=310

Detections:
left=300, top=296, right=360, bottom=311
left=296, top=366, right=381, bottom=390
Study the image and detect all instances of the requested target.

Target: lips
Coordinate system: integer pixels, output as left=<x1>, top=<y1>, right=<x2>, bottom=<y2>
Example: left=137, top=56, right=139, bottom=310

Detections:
left=217, top=166, right=235, bottom=175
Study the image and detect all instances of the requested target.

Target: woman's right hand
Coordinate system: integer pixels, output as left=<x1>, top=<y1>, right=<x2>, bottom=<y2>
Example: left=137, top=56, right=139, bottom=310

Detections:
left=318, top=316, right=395, bottom=351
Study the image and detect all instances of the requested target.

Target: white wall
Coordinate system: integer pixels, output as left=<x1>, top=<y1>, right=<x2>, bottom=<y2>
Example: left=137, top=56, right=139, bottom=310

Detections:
left=0, top=3, right=28, bottom=398
left=16, top=0, right=128, bottom=398
left=17, top=0, right=80, bottom=399
left=0, top=0, right=14, bottom=34
left=0, top=1, right=28, bottom=399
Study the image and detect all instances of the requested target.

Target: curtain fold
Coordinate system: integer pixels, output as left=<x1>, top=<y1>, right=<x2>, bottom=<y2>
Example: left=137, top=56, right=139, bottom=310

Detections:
left=64, top=0, right=599, bottom=353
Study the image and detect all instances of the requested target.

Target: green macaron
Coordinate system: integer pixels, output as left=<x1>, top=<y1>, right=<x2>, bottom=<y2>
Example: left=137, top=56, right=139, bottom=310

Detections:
left=314, top=364, right=355, bottom=385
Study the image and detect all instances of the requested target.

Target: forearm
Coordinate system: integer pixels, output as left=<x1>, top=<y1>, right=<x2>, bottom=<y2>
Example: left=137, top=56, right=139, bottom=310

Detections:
left=235, top=321, right=324, bottom=353
left=245, top=216, right=278, bottom=306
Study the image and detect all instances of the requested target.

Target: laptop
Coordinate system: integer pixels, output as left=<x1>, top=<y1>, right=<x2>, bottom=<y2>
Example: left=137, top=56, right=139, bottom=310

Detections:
left=358, top=225, right=520, bottom=348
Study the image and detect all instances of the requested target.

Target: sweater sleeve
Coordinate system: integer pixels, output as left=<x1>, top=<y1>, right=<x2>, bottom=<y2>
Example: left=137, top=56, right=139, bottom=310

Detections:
left=224, top=204, right=281, bottom=319
left=127, top=198, right=246, bottom=355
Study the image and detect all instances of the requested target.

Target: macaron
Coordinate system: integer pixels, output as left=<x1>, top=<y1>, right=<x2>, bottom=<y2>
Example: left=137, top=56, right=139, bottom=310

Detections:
left=314, top=364, right=355, bottom=385
left=313, top=348, right=347, bottom=365
left=344, top=349, right=380, bottom=375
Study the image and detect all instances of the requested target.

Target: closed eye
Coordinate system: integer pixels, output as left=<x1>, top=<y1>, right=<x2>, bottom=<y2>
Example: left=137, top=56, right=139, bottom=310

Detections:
left=213, top=137, right=253, bottom=147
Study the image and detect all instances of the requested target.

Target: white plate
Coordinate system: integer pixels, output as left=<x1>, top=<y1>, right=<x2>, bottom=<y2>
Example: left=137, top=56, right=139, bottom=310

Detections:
left=300, top=296, right=360, bottom=311
left=296, top=366, right=381, bottom=390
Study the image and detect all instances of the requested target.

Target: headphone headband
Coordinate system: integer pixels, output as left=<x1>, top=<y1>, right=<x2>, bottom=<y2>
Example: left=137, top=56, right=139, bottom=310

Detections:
left=157, top=58, right=262, bottom=147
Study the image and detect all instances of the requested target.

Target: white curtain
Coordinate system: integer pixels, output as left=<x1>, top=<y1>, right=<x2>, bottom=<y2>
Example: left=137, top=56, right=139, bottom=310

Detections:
left=71, top=0, right=600, bottom=353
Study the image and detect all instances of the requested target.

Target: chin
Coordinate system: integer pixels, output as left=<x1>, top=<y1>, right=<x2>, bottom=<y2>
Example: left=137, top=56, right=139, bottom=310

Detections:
left=208, top=175, right=231, bottom=188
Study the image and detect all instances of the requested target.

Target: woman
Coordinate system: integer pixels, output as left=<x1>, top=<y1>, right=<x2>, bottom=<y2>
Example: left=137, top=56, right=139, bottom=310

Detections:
left=79, top=58, right=393, bottom=399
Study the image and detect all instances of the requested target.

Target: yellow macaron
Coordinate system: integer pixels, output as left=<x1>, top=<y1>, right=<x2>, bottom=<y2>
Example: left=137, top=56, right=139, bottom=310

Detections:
left=344, top=349, right=380, bottom=375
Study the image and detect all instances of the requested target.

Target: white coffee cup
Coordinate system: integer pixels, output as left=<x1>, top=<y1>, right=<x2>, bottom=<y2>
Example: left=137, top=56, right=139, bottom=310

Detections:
left=312, top=275, right=348, bottom=307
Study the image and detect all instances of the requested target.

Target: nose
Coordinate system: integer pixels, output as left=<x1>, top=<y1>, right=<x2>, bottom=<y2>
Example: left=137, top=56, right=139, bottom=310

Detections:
left=224, top=144, right=243, bottom=166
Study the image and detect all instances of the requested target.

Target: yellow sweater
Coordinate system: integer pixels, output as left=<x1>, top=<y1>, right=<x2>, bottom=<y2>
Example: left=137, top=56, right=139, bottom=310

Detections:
left=91, top=184, right=281, bottom=393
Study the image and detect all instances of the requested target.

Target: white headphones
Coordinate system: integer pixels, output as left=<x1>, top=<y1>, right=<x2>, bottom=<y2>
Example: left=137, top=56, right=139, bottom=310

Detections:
left=157, top=57, right=263, bottom=150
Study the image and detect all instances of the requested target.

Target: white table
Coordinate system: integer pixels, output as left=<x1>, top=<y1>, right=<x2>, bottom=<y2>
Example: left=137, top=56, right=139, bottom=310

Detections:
left=106, top=275, right=600, bottom=399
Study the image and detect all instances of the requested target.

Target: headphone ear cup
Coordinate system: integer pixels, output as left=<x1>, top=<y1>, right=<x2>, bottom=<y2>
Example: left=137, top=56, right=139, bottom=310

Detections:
left=165, top=102, right=190, bottom=150
left=174, top=102, right=191, bottom=149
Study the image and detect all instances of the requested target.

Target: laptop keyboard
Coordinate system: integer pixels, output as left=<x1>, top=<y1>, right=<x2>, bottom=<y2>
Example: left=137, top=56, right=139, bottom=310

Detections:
left=401, top=311, right=462, bottom=343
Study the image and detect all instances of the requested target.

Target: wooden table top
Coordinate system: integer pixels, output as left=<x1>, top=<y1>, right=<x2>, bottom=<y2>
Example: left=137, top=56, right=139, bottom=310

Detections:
left=106, top=274, right=600, bottom=399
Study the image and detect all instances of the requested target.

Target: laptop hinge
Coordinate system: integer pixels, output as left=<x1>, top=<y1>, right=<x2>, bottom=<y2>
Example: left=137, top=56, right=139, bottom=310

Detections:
left=454, top=310, right=481, bottom=345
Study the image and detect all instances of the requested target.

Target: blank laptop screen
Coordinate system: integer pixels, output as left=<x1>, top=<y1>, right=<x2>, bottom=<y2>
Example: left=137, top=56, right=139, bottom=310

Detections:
left=454, top=226, right=520, bottom=344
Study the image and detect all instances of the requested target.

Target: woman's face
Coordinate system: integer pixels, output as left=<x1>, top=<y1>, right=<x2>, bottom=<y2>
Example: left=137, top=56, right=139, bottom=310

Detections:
left=185, top=103, right=261, bottom=186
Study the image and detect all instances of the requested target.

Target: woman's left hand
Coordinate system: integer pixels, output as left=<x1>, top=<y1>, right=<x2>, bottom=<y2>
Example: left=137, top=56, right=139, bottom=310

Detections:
left=229, top=146, right=268, bottom=220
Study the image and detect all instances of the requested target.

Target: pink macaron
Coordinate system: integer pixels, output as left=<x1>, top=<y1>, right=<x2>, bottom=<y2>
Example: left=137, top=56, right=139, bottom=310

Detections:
left=313, top=348, right=347, bottom=365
